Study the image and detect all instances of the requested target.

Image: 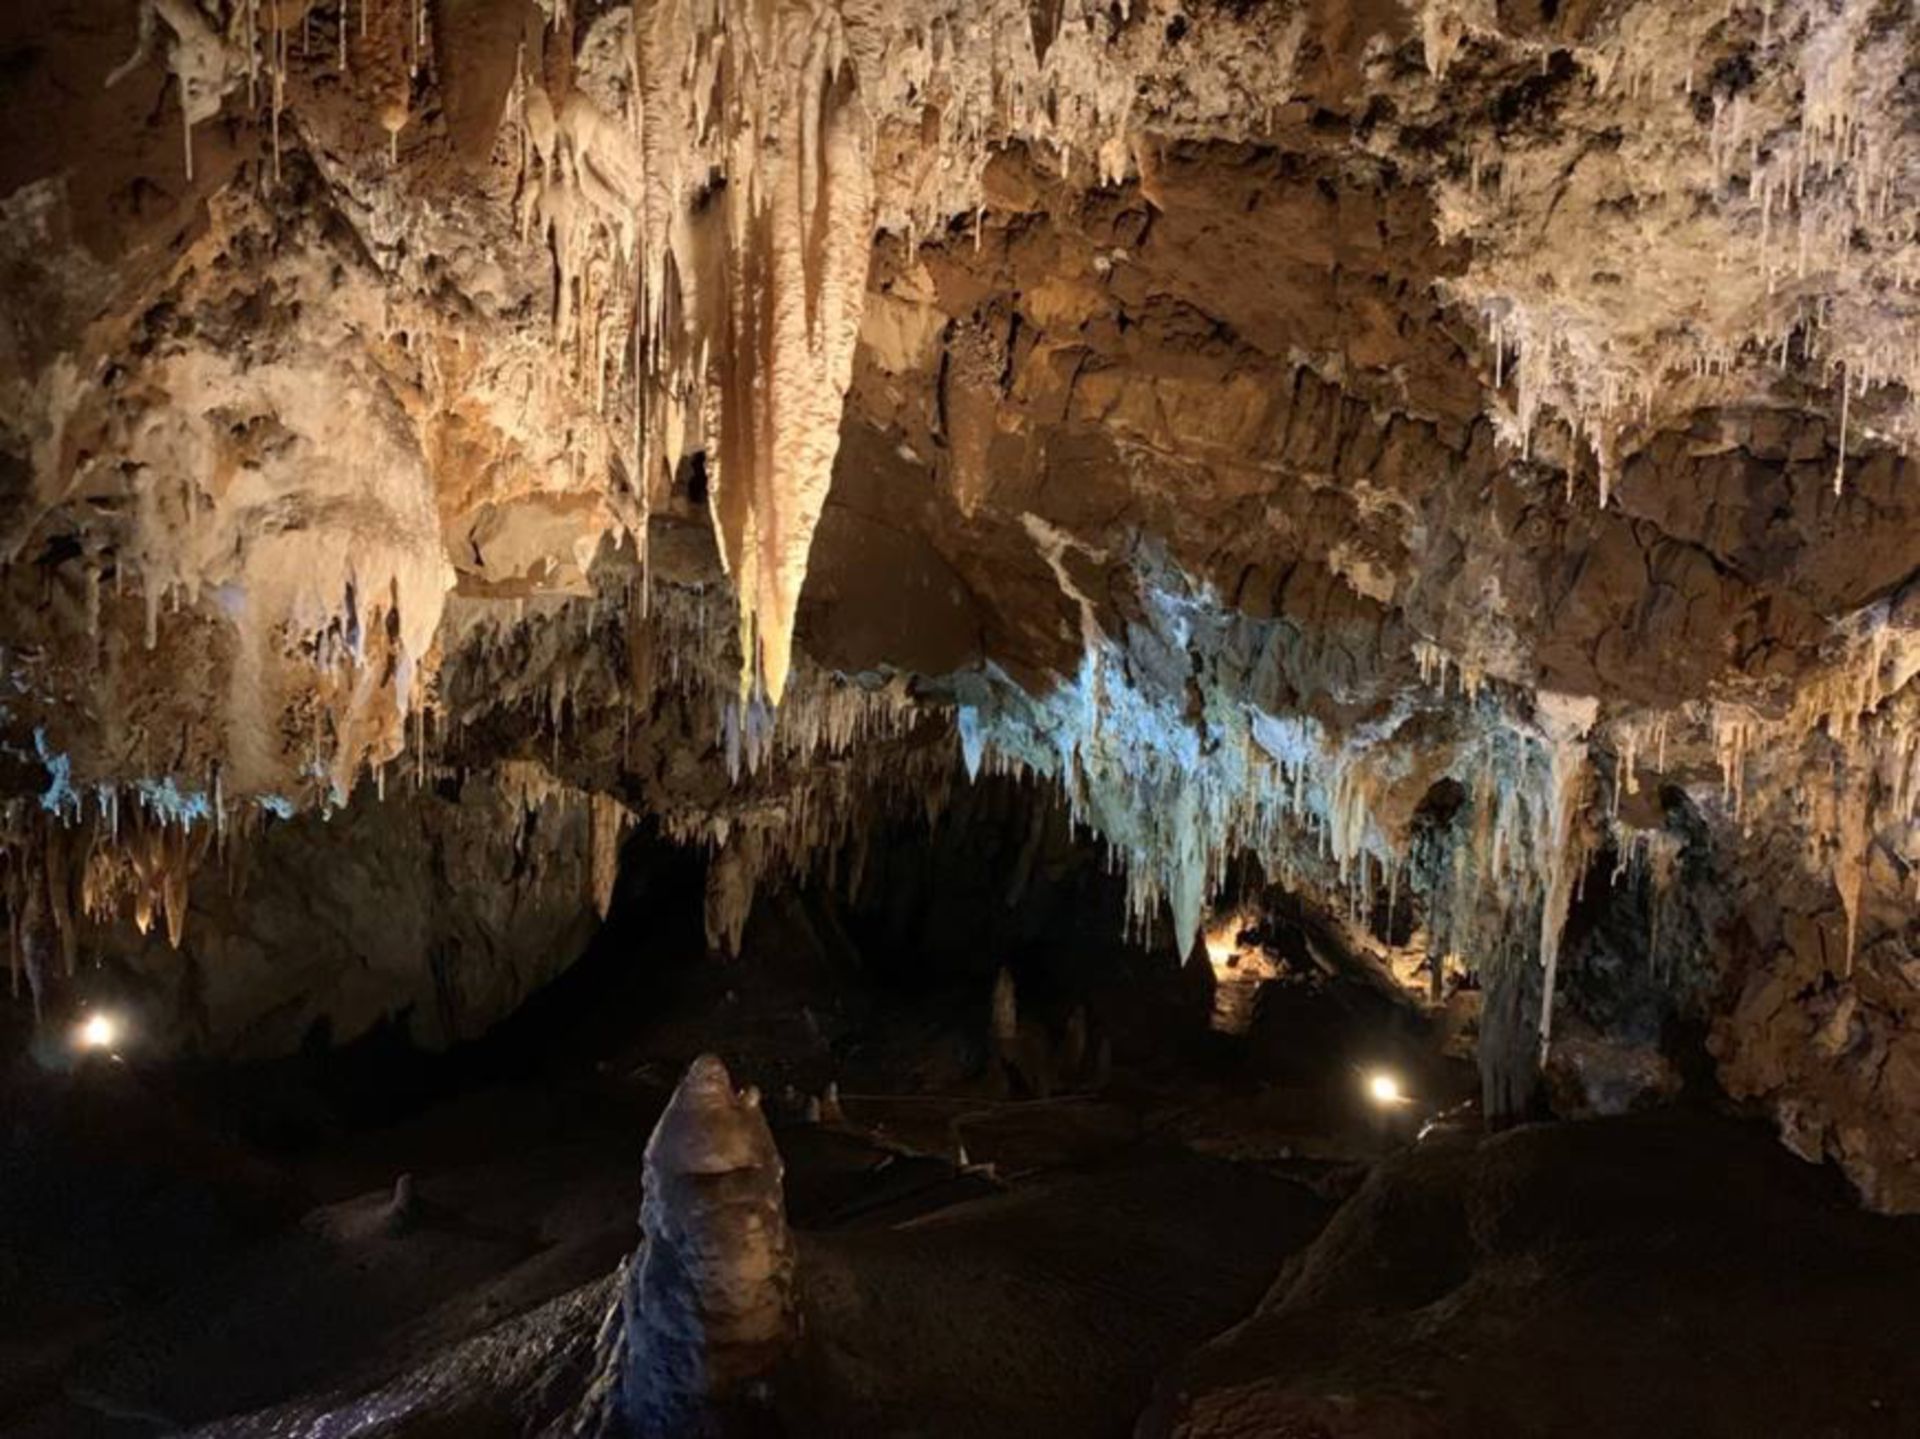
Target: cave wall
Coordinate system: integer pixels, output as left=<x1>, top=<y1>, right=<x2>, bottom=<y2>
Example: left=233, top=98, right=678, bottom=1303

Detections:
left=79, top=767, right=623, bottom=1059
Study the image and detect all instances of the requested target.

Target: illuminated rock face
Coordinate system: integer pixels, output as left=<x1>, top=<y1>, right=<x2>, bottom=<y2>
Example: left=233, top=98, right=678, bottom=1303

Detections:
left=2, top=3, right=1919, bottom=1205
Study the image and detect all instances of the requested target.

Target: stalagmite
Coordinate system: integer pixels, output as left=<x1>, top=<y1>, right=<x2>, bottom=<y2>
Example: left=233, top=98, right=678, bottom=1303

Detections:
left=606, top=1055, right=797, bottom=1437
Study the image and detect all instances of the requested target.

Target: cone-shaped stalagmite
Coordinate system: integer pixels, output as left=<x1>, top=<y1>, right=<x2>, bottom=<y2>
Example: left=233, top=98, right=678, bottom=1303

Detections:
left=618, top=1054, right=797, bottom=1435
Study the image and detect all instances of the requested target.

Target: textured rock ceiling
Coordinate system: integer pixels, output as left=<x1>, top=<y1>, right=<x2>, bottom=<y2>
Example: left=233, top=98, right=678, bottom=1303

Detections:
left=1, top=1, right=1918, bottom=1204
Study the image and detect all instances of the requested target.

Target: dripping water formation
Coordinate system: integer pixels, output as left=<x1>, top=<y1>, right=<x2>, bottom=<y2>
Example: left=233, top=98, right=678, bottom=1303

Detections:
left=3, top=0, right=1920, bottom=1435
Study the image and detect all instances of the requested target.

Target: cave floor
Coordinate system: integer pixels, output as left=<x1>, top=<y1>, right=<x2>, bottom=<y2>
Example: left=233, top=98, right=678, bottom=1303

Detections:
left=0, top=1048, right=1353, bottom=1438
left=6, top=946, right=1920, bottom=1439
left=0, top=924, right=1376, bottom=1439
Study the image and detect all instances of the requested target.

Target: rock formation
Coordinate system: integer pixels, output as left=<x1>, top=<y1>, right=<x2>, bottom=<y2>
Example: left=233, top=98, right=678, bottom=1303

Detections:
left=0, top=1, right=1917, bottom=1208
left=613, top=1053, right=797, bottom=1437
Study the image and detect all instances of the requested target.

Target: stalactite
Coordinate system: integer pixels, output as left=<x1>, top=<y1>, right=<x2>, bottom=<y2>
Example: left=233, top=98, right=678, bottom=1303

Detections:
left=105, top=0, right=241, bottom=184
left=616, top=0, right=881, bottom=704
left=356, top=0, right=416, bottom=165
left=1532, top=693, right=1598, bottom=1066
left=1831, top=764, right=1872, bottom=972
left=589, top=793, right=631, bottom=918
left=1440, top=0, right=1920, bottom=483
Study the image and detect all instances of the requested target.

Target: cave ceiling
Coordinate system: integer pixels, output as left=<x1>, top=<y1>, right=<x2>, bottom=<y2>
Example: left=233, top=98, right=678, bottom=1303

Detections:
left=1, top=0, right=1918, bottom=1205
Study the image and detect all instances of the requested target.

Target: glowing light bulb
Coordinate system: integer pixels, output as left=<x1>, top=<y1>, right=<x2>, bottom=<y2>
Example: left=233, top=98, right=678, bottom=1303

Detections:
left=1366, top=1071, right=1405, bottom=1106
left=75, top=1012, right=119, bottom=1052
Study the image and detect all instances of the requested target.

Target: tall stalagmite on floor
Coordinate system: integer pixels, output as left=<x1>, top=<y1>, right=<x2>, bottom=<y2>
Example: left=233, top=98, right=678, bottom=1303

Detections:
left=609, top=1053, right=798, bottom=1436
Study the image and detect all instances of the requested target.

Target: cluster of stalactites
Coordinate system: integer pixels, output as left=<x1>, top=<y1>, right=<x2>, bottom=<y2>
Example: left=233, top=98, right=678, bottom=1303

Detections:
left=81, top=9, right=454, bottom=817
left=507, top=2, right=879, bottom=704
left=515, top=0, right=881, bottom=707
left=514, top=49, right=649, bottom=436
left=719, top=672, right=921, bottom=783
left=282, top=576, right=440, bottom=807
left=3, top=793, right=227, bottom=1020
left=616, top=575, right=931, bottom=781
left=514, top=0, right=1306, bottom=705
left=953, top=586, right=1614, bottom=1029
left=1552, top=603, right=1919, bottom=979
left=15, top=561, right=452, bottom=992
left=493, top=760, right=634, bottom=918
left=429, top=571, right=948, bottom=955
left=672, top=735, right=956, bottom=955
left=957, top=539, right=1920, bottom=1067
left=111, top=452, right=444, bottom=807
left=1704, top=606, right=1920, bottom=967
left=1431, top=0, right=1920, bottom=500
left=3, top=738, right=634, bottom=1027
left=417, top=557, right=933, bottom=818
left=100, top=2, right=1302, bottom=727
left=106, top=0, right=432, bottom=183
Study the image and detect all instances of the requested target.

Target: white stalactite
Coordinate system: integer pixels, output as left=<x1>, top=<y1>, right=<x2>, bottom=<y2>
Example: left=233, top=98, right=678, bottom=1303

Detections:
left=1532, top=691, right=1599, bottom=1066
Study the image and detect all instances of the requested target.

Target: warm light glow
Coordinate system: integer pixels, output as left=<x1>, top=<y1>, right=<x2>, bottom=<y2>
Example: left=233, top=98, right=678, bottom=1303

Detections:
left=1366, top=1070, right=1406, bottom=1106
left=1202, top=910, right=1277, bottom=1036
left=1203, top=920, right=1240, bottom=972
left=75, top=1012, right=119, bottom=1052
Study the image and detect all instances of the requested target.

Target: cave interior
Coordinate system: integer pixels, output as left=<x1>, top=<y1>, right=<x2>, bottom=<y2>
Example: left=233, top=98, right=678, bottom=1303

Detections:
left=3, top=0, right=1920, bottom=1435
